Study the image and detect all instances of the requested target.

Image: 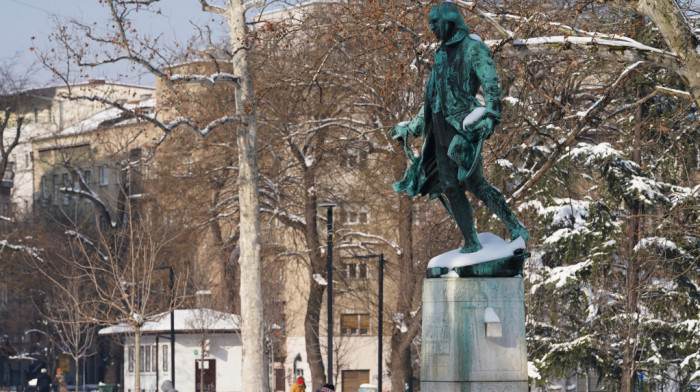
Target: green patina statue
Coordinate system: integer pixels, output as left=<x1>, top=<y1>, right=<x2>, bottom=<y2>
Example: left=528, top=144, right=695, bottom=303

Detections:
left=391, top=1, right=529, bottom=254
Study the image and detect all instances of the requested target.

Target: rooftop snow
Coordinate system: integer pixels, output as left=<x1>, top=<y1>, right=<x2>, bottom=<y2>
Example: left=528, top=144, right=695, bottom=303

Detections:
left=98, top=308, right=240, bottom=335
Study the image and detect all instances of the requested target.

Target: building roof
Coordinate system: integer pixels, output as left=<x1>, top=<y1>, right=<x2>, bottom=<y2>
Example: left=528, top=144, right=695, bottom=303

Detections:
left=34, top=98, right=157, bottom=141
left=98, top=308, right=241, bottom=335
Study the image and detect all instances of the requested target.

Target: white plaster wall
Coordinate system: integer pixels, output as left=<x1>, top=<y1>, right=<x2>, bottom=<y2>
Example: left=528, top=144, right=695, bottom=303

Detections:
left=123, top=333, right=242, bottom=392
left=284, top=336, right=390, bottom=392
left=4, top=122, right=56, bottom=216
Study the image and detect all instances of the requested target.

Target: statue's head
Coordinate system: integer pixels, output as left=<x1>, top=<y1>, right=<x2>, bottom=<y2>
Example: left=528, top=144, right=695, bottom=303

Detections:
left=429, top=1, right=469, bottom=42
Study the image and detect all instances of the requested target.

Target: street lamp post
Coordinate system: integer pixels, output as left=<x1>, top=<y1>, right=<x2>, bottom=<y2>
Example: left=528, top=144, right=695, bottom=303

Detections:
left=351, top=254, right=385, bottom=392
left=155, top=265, right=175, bottom=387
left=318, top=201, right=337, bottom=385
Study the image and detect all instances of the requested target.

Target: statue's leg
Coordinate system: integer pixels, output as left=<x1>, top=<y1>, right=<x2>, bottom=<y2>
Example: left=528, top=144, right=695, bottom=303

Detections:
left=466, top=161, right=530, bottom=242
left=435, top=141, right=482, bottom=253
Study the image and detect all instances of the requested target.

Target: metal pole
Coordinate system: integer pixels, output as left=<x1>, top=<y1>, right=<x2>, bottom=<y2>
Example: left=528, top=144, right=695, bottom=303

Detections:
left=169, top=267, right=175, bottom=388
left=326, top=205, right=334, bottom=384
left=156, top=265, right=176, bottom=387
left=378, top=254, right=384, bottom=392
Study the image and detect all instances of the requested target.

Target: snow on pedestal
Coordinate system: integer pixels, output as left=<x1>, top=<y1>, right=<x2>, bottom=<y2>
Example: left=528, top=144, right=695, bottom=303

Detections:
left=426, top=233, right=528, bottom=278
left=428, top=233, right=526, bottom=270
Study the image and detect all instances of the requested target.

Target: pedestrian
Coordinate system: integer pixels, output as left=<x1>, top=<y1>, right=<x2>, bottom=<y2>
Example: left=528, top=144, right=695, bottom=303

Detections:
left=290, top=377, right=305, bottom=392
left=36, top=369, right=52, bottom=392
left=320, top=384, right=335, bottom=392
left=55, top=369, right=68, bottom=392
left=161, top=380, right=178, bottom=392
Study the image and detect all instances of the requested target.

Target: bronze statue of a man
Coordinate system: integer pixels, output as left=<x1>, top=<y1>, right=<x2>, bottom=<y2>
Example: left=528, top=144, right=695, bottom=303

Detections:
left=391, top=1, right=528, bottom=253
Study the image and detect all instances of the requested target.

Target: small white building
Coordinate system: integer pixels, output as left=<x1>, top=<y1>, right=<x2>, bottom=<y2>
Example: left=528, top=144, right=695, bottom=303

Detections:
left=99, top=309, right=242, bottom=392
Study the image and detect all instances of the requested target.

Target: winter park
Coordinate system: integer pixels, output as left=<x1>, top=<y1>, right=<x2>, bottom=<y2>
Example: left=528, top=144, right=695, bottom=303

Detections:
left=0, top=0, right=699, bottom=392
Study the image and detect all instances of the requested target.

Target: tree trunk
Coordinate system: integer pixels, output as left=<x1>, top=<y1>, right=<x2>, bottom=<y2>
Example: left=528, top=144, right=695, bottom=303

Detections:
left=305, top=283, right=327, bottom=392
left=225, top=2, right=265, bottom=392
left=301, top=167, right=327, bottom=392
left=636, top=0, right=700, bottom=107
left=134, top=329, right=141, bottom=392
left=390, top=194, right=416, bottom=392
left=621, top=79, right=647, bottom=392
left=74, top=357, right=80, bottom=392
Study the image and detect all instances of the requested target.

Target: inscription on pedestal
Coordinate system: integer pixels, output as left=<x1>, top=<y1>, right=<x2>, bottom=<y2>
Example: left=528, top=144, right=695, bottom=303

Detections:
left=424, top=313, right=452, bottom=379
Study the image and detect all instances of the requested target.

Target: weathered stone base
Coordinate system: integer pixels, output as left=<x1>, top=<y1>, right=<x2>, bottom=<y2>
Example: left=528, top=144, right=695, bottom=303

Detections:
left=421, top=381, right=528, bottom=392
left=420, top=277, right=527, bottom=392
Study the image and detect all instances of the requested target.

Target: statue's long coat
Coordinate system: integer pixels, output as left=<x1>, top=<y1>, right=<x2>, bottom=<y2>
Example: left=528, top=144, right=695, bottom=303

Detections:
left=392, top=30, right=502, bottom=199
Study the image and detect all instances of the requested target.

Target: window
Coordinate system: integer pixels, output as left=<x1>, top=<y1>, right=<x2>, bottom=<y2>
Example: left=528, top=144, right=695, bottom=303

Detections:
left=152, top=346, right=157, bottom=372
left=129, top=345, right=158, bottom=374
left=342, top=370, right=370, bottom=392
left=83, top=170, right=91, bottom=187
left=128, top=346, right=134, bottom=373
left=140, top=346, right=145, bottom=372
left=99, top=167, right=109, bottom=186
left=53, top=175, right=59, bottom=205
left=342, top=262, right=367, bottom=280
left=344, top=206, right=369, bottom=225
left=62, top=174, right=70, bottom=205
left=41, top=176, right=48, bottom=206
left=341, top=148, right=368, bottom=169
left=341, top=313, right=370, bottom=335
left=163, top=345, right=169, bottom=372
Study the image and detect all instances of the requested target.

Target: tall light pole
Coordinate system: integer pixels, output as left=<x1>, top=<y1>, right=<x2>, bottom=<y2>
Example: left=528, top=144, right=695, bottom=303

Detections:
left=318, top=201, right=337, bottom=385
left=351, top=254, right=385, bottom=392
left=155, top=265, right=175, bottom=387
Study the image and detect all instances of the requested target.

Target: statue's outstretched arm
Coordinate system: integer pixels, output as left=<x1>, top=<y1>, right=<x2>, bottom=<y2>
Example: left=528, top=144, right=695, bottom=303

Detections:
left=390, top=105, right=426, bottom=140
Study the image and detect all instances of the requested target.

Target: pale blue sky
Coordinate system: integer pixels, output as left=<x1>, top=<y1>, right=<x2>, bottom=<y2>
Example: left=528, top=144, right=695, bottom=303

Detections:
left=0, top=0, right=224, bottom=87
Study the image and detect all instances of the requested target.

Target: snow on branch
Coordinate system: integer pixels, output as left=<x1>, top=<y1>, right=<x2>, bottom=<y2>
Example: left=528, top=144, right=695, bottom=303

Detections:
left=490, top=36, right=678, bottom=70
left=169, top=73, right=240, bottom=87
left=0, top=240, right=45, bottom=263
left=66, top=95, right=240, bottom=146
left=507, top=36, right=676, bottom=58
left=634, top=237, right=684, bottom=254
left=65, top=230, right=109, bottom=261
left=340, top=231, right=401, bottom=253
left=607, top=85, right=693, bottom=119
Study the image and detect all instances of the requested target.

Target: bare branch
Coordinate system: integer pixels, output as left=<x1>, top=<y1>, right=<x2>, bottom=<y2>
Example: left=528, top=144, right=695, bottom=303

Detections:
left=244, top=0, right=267, bottom=12
left=198, top=0, right=227, bottom=15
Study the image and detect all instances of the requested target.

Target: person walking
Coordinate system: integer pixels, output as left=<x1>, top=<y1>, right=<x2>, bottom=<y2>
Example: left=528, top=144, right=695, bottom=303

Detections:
left=36, top=369, right=52, bottom=392
left=290, top=377, right=305, bottom=392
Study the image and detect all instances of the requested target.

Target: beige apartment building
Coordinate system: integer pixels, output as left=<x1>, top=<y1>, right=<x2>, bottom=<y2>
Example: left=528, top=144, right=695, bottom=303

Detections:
left=1, top=81, right=155, bottom=217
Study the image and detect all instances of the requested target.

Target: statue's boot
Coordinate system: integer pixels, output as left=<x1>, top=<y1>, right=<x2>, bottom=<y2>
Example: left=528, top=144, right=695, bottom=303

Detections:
left=444, top=188, right=482, bottom=253
left=470, top=180, right=529, bottom=244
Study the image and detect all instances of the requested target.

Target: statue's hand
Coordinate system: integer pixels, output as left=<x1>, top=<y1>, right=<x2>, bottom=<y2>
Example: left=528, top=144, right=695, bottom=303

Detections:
left=473, top=116, right=495, bottom=140
left=390, top=121, right=410, bottom=141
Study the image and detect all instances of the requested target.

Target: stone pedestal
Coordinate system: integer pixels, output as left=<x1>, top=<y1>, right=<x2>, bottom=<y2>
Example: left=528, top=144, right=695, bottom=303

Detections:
left=420, top=277, right=528, bottom=392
